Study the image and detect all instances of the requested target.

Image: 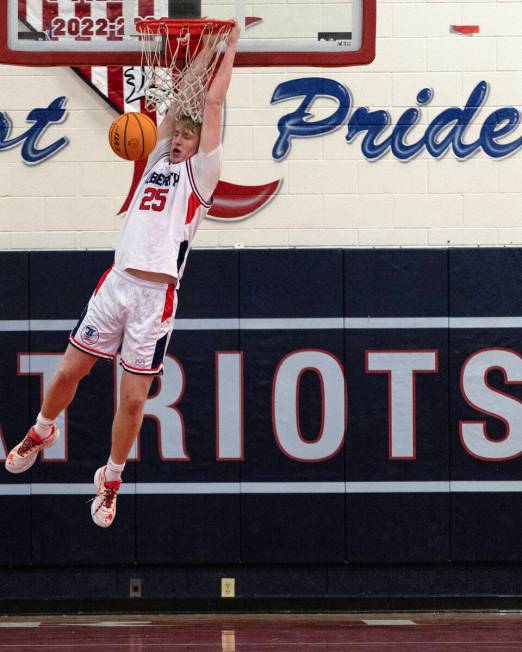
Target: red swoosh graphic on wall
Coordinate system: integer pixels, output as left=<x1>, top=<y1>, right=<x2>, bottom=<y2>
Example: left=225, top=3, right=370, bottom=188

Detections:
left=209, top=179, right=282, bottom=219
left=246, top=16, right=263, bottom=27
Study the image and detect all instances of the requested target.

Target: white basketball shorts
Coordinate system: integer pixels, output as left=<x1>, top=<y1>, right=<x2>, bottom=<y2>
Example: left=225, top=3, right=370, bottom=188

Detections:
left=69, top=266, right=177, bottom=375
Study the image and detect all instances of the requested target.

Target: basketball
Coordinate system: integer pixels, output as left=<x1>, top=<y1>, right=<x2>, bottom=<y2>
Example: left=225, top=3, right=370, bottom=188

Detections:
left=109, top=112, right=157, bottom=161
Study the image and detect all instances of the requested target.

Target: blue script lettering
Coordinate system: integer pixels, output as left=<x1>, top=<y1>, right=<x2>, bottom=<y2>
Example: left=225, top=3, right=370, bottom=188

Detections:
left=272, top=79, right=522, bottom=161
left=348, top=88, right=430, bottom=160
left=0, top=97, right=68, bottom=164
left=480, top=107, right=522, bottom=158
left=271, top=78, right=350, bottom=160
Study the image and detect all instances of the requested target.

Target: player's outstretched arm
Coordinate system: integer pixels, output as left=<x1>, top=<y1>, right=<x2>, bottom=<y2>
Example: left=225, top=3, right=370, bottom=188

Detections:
left=199, top=22, right=240, bottom=155
left=157, top=101, right=178, bottom=142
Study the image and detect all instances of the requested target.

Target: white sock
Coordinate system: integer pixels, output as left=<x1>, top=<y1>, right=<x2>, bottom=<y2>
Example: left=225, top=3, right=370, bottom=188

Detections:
left=105, top=457, right=125, bottom=482
left=33, top=412, right=55, bottom=440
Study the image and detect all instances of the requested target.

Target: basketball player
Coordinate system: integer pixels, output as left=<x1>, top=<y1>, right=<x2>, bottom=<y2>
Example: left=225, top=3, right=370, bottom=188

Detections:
left=5, top=22, right=240, bottom=528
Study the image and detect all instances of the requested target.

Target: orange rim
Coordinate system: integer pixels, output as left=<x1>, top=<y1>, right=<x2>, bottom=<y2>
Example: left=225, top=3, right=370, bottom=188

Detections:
left=135, top=18, right=235, bottom=36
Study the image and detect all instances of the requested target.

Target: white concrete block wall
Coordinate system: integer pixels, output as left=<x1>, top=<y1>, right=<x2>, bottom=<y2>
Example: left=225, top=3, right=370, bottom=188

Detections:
left=0, top=0, right=520, bottom=251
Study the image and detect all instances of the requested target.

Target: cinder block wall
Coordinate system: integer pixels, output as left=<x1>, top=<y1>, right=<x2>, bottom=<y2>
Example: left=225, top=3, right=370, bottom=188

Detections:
left=0, top=0, right=520, bottom=250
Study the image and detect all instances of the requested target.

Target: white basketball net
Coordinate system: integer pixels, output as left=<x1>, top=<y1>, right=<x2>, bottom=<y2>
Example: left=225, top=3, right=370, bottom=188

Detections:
left=138, top=21, right=233, bottom=123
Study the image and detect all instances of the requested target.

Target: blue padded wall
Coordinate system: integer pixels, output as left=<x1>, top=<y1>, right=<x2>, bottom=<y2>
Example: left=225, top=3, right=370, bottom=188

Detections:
left=344, top=250, right=450, bottom=562
left=135, top=250, right=241, bottom=564
left=239, top=249, right=345, bottom=563
left=28, top=252, right=135, bottom=565
left=0, top=247, right=520, bottom=581
left=0, top=253, right=31, bottom=565
left=449, top=249, right=522, bottom=562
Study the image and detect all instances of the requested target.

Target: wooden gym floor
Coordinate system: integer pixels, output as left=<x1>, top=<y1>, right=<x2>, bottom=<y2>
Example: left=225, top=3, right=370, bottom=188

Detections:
left=1, top=611, right=522, bottom=650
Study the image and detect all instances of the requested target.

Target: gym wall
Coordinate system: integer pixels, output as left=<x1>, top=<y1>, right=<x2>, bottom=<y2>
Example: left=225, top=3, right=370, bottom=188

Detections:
left=0, top=247, right=521, bottom=602
left=0, top=0, right=520, bottom=248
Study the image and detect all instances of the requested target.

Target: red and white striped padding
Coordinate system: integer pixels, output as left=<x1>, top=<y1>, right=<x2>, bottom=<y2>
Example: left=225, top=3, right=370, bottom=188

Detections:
left=18, top=1, right=170, bottom=44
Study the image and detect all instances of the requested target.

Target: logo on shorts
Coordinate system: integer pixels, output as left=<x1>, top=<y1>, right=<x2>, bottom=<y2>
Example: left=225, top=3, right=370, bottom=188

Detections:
left=81, top=325, right=99, bottom=345
left=134, top=358, right=147, bottom=366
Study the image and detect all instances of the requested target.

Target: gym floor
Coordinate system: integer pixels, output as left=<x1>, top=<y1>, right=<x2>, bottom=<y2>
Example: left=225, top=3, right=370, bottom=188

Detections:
left=1, top=612, right=521, bottom=650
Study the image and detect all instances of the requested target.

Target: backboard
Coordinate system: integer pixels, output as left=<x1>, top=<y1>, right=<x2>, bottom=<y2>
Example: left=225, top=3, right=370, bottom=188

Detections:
left=0, top=0, right=376, bottom=67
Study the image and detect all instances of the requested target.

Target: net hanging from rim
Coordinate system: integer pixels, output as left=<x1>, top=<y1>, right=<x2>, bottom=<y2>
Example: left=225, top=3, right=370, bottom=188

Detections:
left=136, top=18, right=235, bottom=122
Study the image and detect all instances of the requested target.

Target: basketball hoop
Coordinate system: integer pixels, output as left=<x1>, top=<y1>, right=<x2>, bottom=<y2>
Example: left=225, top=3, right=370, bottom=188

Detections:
left=136, top=18, right=235, bottom=122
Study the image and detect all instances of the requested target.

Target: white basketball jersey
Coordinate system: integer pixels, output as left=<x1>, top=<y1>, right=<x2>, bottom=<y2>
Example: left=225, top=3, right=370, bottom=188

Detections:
left=115, top=138, right=222, bottom=281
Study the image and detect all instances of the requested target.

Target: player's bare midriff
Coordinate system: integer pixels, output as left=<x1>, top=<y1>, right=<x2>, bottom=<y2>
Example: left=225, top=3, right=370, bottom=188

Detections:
left=126, top=268, right=177, bottom=286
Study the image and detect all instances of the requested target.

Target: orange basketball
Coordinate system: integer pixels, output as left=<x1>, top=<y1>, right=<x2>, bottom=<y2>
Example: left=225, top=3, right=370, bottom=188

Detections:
left=109, top=112, right=157, bottom=161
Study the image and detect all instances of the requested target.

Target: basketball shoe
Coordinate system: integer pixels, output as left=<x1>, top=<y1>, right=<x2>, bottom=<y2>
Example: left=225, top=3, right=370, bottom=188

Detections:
left=5, top=426, right=60, bottom=474
left=91, top=466, right=121, bottom=528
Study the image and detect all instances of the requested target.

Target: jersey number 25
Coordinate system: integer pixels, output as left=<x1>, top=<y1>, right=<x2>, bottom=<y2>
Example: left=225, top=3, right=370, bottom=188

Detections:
left=139, top=188, right=168, bottom=212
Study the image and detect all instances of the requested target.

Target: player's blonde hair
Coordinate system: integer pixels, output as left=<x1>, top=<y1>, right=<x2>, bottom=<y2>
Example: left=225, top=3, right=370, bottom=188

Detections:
left=176, top=114, right=202, bottom=134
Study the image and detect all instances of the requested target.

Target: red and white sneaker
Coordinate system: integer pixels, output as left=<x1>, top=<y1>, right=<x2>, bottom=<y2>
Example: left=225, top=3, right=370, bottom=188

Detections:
left=91, top=466, right=121, bottom=528
left=5, top=426, right=60, bottom=474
